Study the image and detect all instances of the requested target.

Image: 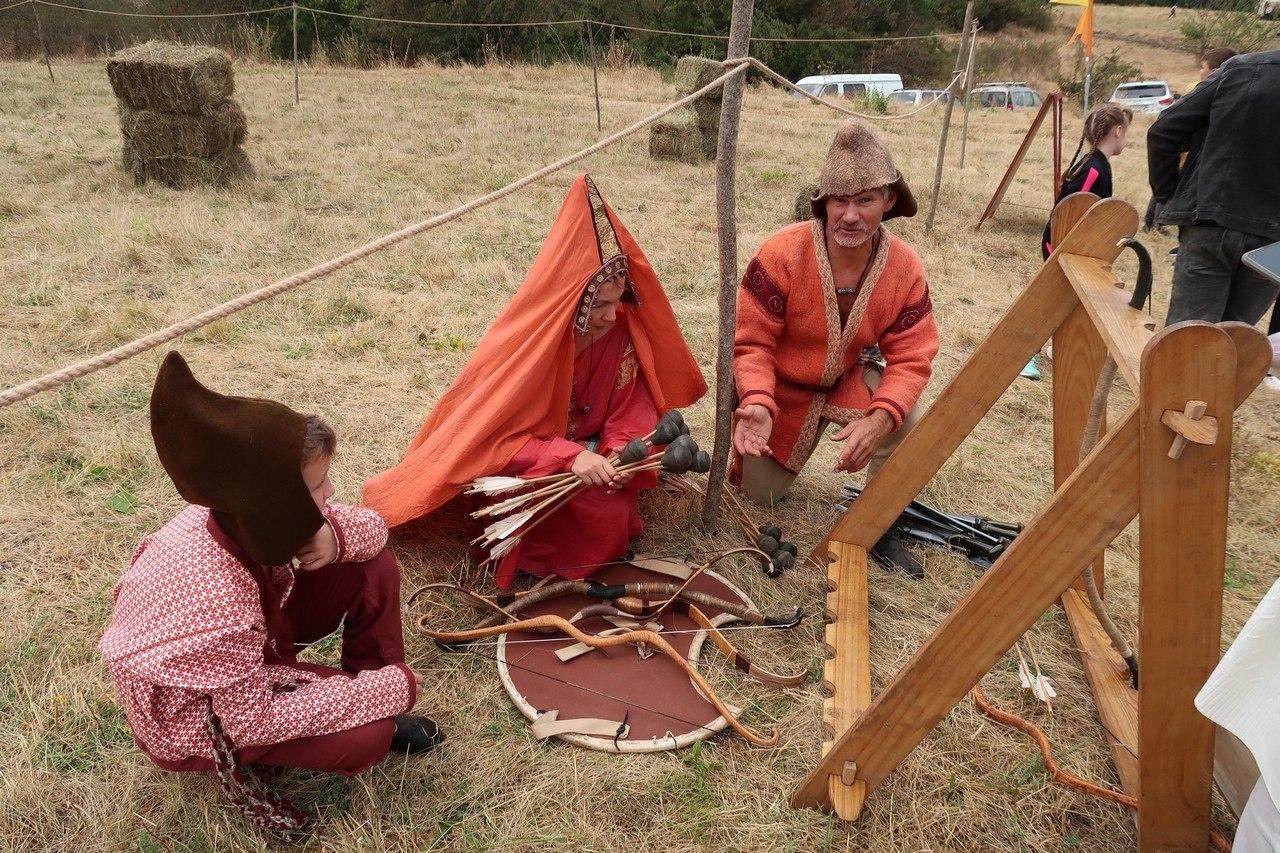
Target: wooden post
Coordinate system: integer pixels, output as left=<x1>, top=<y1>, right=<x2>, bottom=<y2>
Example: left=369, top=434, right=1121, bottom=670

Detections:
left=586, top=21, right=601, bottom=132
left=1052, top=95, right=1063, bottom=204
left=924, top=0, right=974, bottom=234
left=702, top=0, right=753, bottom=529
left=292, top=2, right=299, bottom=105
left=30, top=0, right=54, bottom=84
left=1137, top=324, right=1234, bottom=851
left=820, top=542, right=872, bottom=820
left=958, top=20, right=978, bottom=169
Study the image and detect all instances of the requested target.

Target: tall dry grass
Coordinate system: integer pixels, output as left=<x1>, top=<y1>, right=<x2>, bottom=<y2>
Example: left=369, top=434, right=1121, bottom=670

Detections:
left=1, top=16, right=1277, bottom=851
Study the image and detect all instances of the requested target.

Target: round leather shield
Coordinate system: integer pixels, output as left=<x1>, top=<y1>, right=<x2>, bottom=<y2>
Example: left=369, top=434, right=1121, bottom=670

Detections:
left=496, top=562, right=757, bottom=752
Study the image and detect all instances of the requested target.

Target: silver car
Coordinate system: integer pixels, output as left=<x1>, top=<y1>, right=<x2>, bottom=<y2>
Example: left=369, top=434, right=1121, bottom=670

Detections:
left=1112, top=80, right=1176, bottom=114
left=888, top=89, right=951, bottom=107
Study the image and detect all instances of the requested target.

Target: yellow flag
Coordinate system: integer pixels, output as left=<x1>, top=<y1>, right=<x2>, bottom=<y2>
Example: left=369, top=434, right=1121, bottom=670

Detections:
left=1066, top=0, right=1095, bottom=58
left=1050, top=0, right=1088, bottom=6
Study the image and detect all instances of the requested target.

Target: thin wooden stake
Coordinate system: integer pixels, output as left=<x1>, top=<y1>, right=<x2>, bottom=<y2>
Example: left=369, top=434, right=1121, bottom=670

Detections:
left=925, top=0, right=974, bottom=234
left=702, top=0, right=754, bottom=530
left=958, top=20, right=978, bottom=168
left=31, top=0, right=54, bottom=84
left=586, top=21, right=601, bottom=132
left=292, top=2, right=299, bottom=105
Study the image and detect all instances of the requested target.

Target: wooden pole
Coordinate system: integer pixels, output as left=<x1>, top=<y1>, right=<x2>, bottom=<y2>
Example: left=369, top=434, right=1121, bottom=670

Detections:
left=30, top=0, right=54, bottom=84
left=1137, top=324, right=1234, bottom=851
left=586, top=21, right=601, bottom=132
left=702, top=0, right=754, bottom=530
left=958, top=20, right=978, bottom=169
left=924, top=0, right=975, bottom=234
left=1083, top=54, right=1093, bottom=111
left=292, top=2, right=299, bottom=105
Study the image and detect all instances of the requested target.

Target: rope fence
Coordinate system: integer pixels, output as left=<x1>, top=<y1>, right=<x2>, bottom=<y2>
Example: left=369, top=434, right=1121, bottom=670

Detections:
left=0, top=61, right=750, bottom=409
left=1, top=0, right=962, bottom=44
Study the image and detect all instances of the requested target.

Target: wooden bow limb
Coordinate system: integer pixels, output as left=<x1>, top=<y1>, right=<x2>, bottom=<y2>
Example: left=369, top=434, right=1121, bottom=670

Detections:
left=470, top=577, right=800, bottom=632
left=683, top=604, right=807, bottom=689
left=414, top=613, right=781, bottom=747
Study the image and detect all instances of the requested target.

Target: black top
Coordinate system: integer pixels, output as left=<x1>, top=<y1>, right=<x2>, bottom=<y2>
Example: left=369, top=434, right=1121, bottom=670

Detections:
left=1042, top=149, right=1114, bottom=258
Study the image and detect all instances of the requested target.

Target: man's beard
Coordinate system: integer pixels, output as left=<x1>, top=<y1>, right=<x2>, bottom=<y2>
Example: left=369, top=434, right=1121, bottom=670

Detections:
left=829, top=224, right=873, bottom=249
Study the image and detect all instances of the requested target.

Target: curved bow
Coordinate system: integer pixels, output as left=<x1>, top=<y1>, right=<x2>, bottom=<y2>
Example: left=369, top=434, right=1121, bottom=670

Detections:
left=415, top=613, right=781, bottom=747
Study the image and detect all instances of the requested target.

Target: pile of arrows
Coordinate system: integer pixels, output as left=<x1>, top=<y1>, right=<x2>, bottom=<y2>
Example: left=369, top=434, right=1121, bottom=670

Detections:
left=467, top=410, right=708, bottom=566
left=837, top=485, right=1022, bottom=570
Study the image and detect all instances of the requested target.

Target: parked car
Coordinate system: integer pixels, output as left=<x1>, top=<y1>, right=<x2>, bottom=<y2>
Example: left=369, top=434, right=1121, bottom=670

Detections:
left=888, top=88, right=951, bottom=107
left=1259, top=0, right=1278, bottom=19
left=1111, top=80, right=1176, bottom=113
left=970, top=82, right=1043, bottom=109
left=792, top=73, right=904, bottom=100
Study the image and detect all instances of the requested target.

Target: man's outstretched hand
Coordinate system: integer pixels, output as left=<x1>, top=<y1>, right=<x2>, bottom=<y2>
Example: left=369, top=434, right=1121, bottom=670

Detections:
left=733, top=403, right=774, bottom=457
left=831, top=409, right=894, bottom=473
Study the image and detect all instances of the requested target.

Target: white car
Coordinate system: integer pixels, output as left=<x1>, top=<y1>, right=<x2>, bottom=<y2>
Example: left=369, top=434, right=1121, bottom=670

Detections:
left=792, top=73, right=904, bottom=100
left=888, top=89, right=951, bottom=107
left=969, top=82, right=1043, bottom=109
left=1260, top=0, right=1278, bottom=19
left=1112, top=80, right=1177, bottom=113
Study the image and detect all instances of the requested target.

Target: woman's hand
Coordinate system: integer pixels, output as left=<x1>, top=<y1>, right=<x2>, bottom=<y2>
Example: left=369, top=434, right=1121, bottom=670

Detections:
left=572, top=450, right=622, bottom=488
left=296, top=522, right=338, bottom=571
left=733, top=404, right=774, bottom=457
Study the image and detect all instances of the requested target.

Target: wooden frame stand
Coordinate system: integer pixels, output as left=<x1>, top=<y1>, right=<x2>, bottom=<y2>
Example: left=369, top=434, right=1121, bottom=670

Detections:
left=793, top=197, right=1271, bottom=850
left=975, top=92, right=1063, bottom=230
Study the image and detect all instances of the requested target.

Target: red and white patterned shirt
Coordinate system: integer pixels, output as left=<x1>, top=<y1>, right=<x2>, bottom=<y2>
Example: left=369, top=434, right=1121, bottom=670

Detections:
left=99, top=503, right=414, bottom=763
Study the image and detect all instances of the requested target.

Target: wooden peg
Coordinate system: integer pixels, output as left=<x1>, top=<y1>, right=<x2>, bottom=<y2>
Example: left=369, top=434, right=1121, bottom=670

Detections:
left=1161, top=401, right=1217, bottom=459
left=841, top=761, right=860, bottom=786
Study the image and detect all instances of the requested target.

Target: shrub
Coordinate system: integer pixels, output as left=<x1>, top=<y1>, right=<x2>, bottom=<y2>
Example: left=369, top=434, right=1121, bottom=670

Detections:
left=1179, top=0, right=1276, bottom=56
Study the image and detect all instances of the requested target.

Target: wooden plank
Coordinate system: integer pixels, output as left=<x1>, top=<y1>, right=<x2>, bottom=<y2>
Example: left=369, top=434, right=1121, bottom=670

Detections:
left=1059, top=252, right=1160, bottom=390
left=1215, top=727, right=1261, bottom=819
left=1061, top=588, right=1140, bottom=794
left=816, top=198, right=1137, bottom=559
left=1137, top=324, right=1235, bottom=852
left=1049, top=193, right=1108, bottom=596
left=821, top=541, right=871, bottom=820
left=794, top=404, right=1143, bottom=809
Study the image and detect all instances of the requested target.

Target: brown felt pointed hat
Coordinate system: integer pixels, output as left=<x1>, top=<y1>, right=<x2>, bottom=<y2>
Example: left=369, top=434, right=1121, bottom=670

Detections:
left=150, top=351, right=324, bottom=566
left=810, top=118, right=917, bottom=220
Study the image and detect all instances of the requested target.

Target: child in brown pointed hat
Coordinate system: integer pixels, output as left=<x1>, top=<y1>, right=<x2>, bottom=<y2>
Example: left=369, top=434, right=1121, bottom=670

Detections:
left=99, top=352, right=441, bottom=836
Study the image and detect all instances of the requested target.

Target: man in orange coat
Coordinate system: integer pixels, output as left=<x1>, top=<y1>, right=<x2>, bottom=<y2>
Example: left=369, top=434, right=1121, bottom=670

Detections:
left=733, top=119, right=939, bottom=577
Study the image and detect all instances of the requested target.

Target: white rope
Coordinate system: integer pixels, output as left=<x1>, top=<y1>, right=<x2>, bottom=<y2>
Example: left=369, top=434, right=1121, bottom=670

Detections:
left=298, top=5, right=587, bottom=29
left=33, top=0, right=291, bottom=19
left=733, top=56, right=965, bottom=121
left=0, top=61, right=749, bottom=409
left=0, top=0, right=32, bottom=12
left=600, top=20, right=962, bottom=43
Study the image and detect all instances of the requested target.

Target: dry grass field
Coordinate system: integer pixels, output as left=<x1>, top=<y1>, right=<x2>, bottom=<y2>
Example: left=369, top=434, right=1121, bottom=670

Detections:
left=2, top=9, right=1278, bottom=851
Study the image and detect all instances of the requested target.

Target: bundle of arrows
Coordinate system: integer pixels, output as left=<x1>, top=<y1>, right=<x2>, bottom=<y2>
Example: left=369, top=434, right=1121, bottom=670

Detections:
left=466, top=410, right=709, bottom=566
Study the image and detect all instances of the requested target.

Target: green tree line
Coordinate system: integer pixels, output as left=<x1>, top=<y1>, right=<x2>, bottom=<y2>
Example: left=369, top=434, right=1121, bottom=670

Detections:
left=2, top=0, right=1056, bottom=82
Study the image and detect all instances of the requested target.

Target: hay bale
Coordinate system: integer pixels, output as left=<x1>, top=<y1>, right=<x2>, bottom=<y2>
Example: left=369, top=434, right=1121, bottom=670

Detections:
left=794, top=182, right=819, bottom=221
left=118, top=99, right=247, bottom=159
left=673, top=55, right=724, bottom=98
left=648, top=108, right=705, bottom=165
left=107, top=40, right=234, bottom=114
left=692, top=97, right=721, bottom=136
left=126, top=147, right=254, bottom=190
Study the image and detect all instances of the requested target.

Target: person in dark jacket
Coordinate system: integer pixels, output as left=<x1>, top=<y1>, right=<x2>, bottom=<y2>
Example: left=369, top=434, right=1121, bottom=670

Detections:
left=1149, top=49, right=1280, bottom=325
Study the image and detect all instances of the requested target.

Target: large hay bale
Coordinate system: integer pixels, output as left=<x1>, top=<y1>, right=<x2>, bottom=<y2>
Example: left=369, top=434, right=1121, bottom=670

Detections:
left=794, top=182, right=819, bottom=221
left=692, top=97, right=721, bottom=136
left=107, top=41, right=234, bottom=114
left=648, top=108, right=704, bottom=165
left=118, top=99, right=246, bottom=159
left=673, top=55, right=724, bottom=98
left=124, top=146, right=254, bottom=190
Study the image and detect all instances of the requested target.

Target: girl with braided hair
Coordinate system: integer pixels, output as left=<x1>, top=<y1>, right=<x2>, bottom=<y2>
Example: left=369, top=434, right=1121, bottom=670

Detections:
left=1042, top=104, right=1133, bottom=259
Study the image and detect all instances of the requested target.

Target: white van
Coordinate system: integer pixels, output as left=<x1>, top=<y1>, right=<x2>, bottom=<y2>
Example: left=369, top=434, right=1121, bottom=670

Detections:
left=792, top=73, right=904, bottom=100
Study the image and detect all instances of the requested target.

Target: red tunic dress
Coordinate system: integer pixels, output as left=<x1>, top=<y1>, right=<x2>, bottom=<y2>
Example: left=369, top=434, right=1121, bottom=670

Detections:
left=496, top=321, right=658, bottom=584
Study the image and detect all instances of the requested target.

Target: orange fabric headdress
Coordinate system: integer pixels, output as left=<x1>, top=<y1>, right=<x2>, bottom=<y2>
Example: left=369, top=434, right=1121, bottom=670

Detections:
left=363, top=174, right=707, bottom=528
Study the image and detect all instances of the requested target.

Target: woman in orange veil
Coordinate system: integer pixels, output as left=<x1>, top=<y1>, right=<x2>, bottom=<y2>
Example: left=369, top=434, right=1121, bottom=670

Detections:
left=363, top=174, right=706, bottom=587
